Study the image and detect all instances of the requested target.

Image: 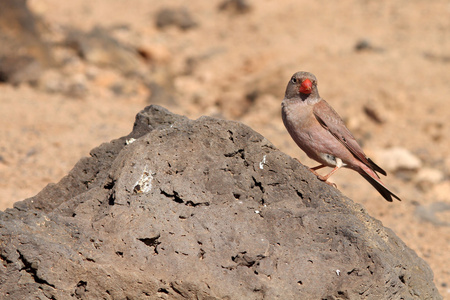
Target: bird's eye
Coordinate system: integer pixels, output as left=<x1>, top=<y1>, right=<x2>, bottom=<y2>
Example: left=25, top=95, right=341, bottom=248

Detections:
left=291, top=77, right=297, bottom=83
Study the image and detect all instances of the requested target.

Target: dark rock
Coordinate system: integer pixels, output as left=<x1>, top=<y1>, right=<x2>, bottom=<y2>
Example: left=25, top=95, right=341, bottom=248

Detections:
left=354, top=38, right=384, bottom=53
left=354, top=39, right=372, bottom=51
left=0, top=105, right=441, bottom=299
left=423, top=52, right=450, bottom=63
left=0, top=55, right=42, bottom=84
left=0, top=0, right=53, bottom=84
left=65, top=26, right=143, bottom=74
left=155, top=7, right=198, bottom=30
left=218, top=0, right=253, bottom=14
left=363, top=102, right=386, bottom=124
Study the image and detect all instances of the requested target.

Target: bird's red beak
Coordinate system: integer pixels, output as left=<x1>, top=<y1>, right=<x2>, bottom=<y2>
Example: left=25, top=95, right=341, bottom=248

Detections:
left=299, top=79, right=312, bottom=94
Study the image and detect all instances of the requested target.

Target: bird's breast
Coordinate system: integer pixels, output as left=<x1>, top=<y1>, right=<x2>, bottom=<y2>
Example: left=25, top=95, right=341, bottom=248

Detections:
left=282, top=99, right=340, bottom=166
left=282, top=100, right=316, bottom=134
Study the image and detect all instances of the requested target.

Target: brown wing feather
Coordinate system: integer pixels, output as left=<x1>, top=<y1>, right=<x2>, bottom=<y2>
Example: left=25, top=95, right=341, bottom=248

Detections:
left=313, top=100, right=386, bottom=176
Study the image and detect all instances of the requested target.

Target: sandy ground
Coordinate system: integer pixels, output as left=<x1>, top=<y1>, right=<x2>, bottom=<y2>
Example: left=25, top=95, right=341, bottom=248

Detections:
left=1, top=0, right=449, bottom=297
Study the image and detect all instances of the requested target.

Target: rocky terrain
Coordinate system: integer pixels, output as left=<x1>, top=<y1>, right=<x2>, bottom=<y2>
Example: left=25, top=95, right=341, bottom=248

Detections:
left=0, top=0, right=449, bottom=297
left=0, top=106, right=441, bottom=299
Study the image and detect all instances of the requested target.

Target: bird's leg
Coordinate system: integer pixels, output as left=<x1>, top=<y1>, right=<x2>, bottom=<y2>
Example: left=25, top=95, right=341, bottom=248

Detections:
left=309, top=164, right=327, bottom=179
left=317, top=166, right=340, bottom=181
left=310, top=164, right=326, bottom=171
left=309, top=161, right=343, bottom=188
left=310, top=167, right=339, bottom=188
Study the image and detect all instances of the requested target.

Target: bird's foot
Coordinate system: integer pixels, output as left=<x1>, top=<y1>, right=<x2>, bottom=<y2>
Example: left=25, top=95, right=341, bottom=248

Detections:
left=324, top=180, right=338, bottom=188
left=294, top=158, right=302, bottom=164
left=309, top=168, right=337, bottom=188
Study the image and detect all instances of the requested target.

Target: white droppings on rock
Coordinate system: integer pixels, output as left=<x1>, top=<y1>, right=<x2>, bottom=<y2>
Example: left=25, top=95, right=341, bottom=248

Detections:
left=133, top=166, right=153, bottom=194
left=126, top=138, right=136, bottom=145
left=259, top=155, right=267, bottom=169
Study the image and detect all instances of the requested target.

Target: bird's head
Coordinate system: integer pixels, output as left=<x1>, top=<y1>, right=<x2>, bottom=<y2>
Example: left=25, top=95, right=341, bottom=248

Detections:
left=284, top=71, right=319, bottom=100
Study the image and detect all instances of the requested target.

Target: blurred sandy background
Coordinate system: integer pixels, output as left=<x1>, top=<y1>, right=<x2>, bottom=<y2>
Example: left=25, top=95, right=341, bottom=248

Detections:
left=0, top=0, right=449, bottom=297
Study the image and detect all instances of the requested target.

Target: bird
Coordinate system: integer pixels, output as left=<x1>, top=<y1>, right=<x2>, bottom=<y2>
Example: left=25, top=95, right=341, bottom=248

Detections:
left=281, top=71, right=400, bottom=202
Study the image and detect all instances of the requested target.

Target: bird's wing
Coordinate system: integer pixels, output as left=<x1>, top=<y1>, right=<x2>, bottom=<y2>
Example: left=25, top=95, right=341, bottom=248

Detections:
left=313, top=99, right=386, bottom=176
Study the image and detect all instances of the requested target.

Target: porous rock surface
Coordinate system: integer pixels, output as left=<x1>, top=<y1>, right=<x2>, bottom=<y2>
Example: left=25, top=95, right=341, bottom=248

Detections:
left=0, top=105, right=441, bottom=299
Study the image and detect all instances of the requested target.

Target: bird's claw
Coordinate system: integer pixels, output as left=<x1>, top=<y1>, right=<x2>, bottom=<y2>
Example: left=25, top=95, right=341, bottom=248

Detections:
left=309, top=168, right=337, bottom=188
left=324, top=181, right=337, bottom=188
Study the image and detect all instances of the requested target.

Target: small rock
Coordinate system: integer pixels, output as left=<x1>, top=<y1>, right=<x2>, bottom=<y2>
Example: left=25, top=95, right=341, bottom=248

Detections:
left=414, top=168, right=444, bottom=191
left=354, top=39, right=383, bottom=52
left=372, top=147, right=422, bottom=172
left=155, top=7, right=197, bottom=30
left=363, top=102, right=386, bottom=124
left=423, top=52, right=450, bottom=63
left=218, top=0, right=252, bottom=14
left=136, top=44, right=171, bottom=64
left=354, top=39, right=372, bottom=51
left=415, top=202, right=450, bottom=226
left=66, top=27, right=143, bottom=74
left=0, top=0, right=54, bottom=85
left=0, top=55, right=42, bottom=85
left=415, top=168, right=444, bottom=184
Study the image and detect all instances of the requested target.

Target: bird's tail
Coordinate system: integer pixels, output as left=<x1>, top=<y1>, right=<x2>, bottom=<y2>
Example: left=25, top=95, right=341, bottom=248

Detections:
left=360, top=167, right=401, bottom=202
left=367, top=157, right=387, bottom=176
